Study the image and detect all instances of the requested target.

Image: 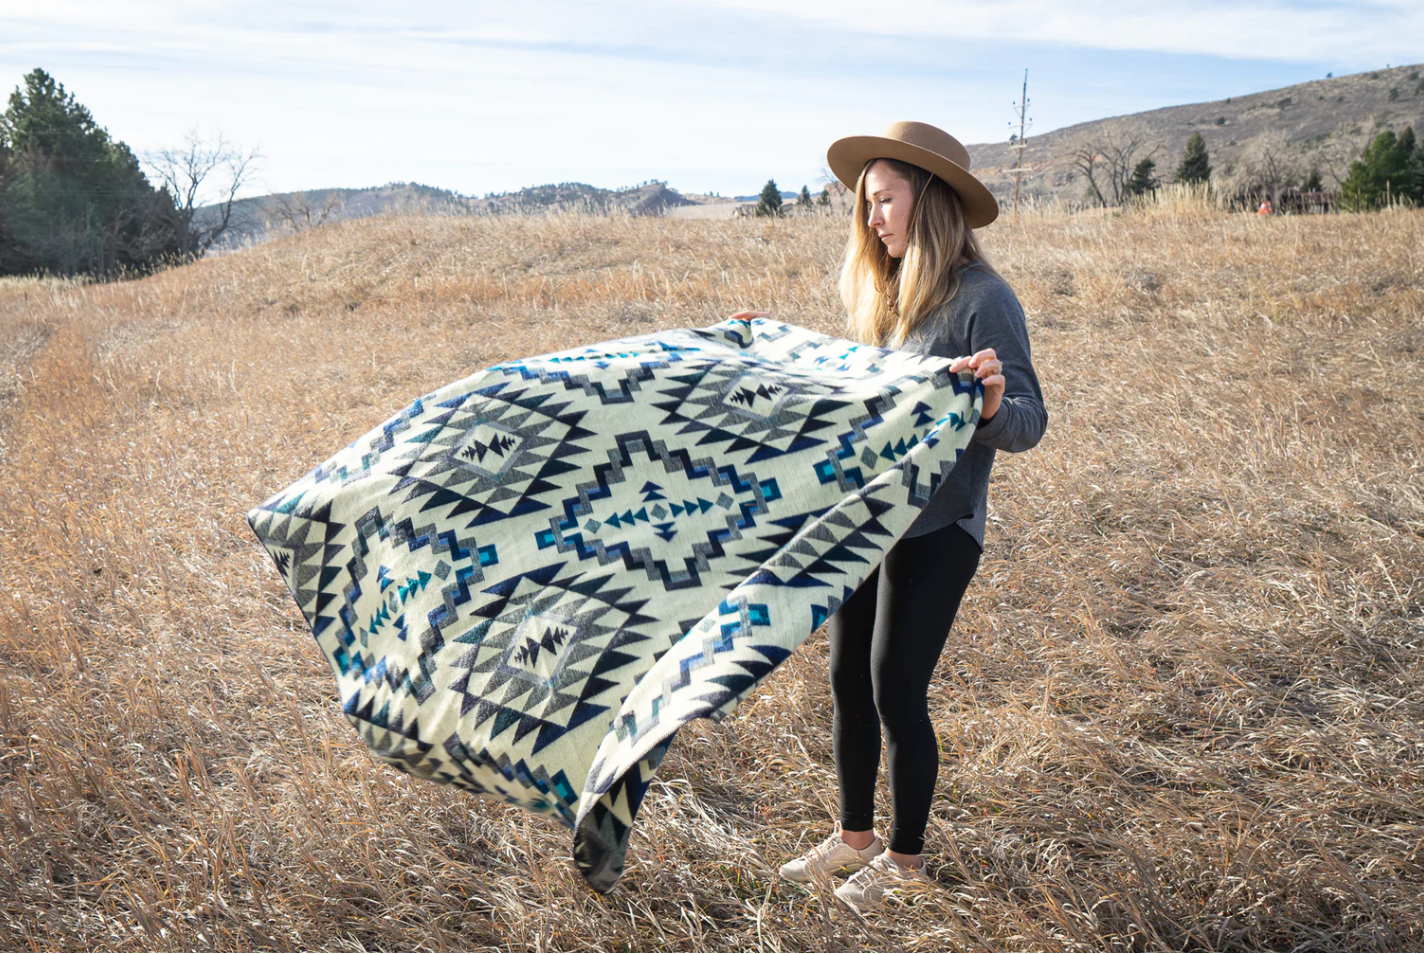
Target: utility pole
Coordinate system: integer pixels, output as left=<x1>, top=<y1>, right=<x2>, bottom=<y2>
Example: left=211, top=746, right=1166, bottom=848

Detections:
left=1009, top=69, right=1032, bottom=217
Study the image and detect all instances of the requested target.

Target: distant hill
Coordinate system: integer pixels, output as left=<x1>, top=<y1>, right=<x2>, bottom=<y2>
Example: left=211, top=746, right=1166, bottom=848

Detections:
left=469, top=181, right=694, bottom=216
left=210, top=180, right=696, bottom=248
left=966, top=63, right=1424, bottom=206
left=205, top=182, right=475, bottom=248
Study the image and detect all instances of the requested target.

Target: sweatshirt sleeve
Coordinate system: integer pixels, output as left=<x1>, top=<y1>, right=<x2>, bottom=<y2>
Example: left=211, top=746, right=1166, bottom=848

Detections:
left=963, top=282, right=1048, bottom=453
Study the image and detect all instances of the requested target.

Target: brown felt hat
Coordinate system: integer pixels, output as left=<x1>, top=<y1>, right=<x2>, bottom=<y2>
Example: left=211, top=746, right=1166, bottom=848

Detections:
left=827, top=120, right=999, bottom=228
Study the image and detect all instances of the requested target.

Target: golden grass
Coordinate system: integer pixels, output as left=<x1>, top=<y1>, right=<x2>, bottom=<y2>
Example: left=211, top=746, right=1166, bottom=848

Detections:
left=1, top=205, right=1421, bottom=951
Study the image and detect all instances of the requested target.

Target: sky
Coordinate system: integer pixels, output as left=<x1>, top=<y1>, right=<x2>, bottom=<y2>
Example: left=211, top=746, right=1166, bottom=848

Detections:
left=1, top=1, right=1421, bottom=200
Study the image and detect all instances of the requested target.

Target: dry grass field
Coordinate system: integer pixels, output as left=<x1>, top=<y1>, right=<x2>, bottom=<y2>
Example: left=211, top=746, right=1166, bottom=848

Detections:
left=0, top=204, right=1421, bottom=952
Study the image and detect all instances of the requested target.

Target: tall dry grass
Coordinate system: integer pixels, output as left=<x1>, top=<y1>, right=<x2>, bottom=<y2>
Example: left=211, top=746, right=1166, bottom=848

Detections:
left=0, top=204, right=1421, bottom=951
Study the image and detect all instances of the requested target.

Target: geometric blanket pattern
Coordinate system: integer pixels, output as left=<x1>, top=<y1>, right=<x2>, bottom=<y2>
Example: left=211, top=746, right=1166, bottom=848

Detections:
left=246, top=317, right=981, bottom=892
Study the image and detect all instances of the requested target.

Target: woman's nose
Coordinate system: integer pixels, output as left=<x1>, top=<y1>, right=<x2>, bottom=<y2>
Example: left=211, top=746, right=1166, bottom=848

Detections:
left=867, top=206, right=883, bottom=228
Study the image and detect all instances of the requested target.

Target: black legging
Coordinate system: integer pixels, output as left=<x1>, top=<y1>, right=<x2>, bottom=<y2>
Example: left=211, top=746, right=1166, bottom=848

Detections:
left=828, top=521, right=981, bottom=855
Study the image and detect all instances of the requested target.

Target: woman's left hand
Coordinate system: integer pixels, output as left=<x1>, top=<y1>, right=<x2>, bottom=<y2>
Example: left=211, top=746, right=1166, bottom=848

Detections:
left=949, top=348, right=1005, bottom=422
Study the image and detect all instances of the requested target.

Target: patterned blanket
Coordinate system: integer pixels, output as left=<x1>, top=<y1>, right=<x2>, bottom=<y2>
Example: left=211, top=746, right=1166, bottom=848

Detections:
left=246, top=317, right=981, bottom=891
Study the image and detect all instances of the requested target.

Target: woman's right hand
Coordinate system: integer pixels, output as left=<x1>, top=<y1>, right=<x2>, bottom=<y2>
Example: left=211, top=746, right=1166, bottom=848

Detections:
left=727, top=310, right=772, bottom=321
left=950, top=348, right=1005, bottom=422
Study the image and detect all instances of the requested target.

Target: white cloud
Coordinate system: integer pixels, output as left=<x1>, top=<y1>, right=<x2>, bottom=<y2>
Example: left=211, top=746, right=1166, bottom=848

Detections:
left=671, top=0, right=1422, bottom=64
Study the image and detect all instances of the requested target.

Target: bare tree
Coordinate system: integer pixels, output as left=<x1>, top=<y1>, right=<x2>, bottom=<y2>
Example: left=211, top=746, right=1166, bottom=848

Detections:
left=1308, top=120, right=1387, bottom=189
left=271, top=191, right=343, bottom=232
left=1309, top=139, right=1354, bottom=189
left=1237, top=131, right=1301, bottom=206
left=1072, top=125, right=1156, bottom=207
left=145, top=129, right=260, bottom=258
left=817, top=165, right=851, bottom=213
left=1071, top=141, right=1108, bottom=207
left=1105, top=138, right=1155, bottom=206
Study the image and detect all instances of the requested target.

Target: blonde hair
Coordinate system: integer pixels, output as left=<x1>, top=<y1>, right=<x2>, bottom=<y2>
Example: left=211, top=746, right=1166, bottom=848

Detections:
left=839, top=157, right=993, bottom=347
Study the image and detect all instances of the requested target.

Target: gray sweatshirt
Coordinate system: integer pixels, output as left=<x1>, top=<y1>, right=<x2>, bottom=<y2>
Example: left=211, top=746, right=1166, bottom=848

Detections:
left=898, top=263, right=1047, bottom=549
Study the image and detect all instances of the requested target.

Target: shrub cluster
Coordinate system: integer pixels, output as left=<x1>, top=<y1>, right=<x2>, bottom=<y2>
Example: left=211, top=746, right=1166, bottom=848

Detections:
left=1337, top=127, right=1424, bottom=210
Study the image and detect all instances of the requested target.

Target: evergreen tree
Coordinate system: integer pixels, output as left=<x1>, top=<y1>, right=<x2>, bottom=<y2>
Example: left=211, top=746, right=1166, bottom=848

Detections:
left=1127, top=158, right=1159, bottom=197
left=1175, top=132, right=1211, bottom=185
left=1302, top=167, right=1324, bottom=192
left=1338, top=127, right=1417, bottom=210
left=756, top=179, right=782, bottom=217
left=797, top=184, right=812, bottom=209
left=0, top=69, right=177, bottom=276
left=817, top=187, right=831, bottom=207
left=1407, top=131, right=1424, bottom=206
left=1397, top=127, right=1421, bottom=204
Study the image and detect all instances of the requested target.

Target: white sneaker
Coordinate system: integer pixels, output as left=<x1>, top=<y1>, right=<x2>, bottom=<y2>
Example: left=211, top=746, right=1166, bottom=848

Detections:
left=778, top=830, right=883, bottom=884
left=834, top=852, right=932, bottom=912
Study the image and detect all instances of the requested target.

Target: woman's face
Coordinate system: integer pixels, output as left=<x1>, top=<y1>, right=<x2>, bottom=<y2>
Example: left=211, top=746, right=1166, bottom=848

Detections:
left=863, top=160, right=915, bottom=258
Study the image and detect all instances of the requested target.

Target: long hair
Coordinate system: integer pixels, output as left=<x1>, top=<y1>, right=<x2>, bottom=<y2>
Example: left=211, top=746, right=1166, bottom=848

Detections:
left=839, top=157, right=994, bottom=347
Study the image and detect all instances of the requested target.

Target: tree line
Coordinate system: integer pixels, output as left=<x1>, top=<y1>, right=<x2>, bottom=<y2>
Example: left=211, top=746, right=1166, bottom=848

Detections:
left=0, top=69, right=256, bottom=278
left=754, top=125, right=1424, bottom=219
left=753, top=180, right=835, bottom=217
left=1074, top=125, right=1424, bottom=212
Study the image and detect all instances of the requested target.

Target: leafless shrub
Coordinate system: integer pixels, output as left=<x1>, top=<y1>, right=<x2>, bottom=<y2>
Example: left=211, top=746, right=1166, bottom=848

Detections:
left=1071, top=123, right=1157, bottom=206
left=1229, top=131, right=1304, bottom=204
left=270, top=192, right=345, bottom=232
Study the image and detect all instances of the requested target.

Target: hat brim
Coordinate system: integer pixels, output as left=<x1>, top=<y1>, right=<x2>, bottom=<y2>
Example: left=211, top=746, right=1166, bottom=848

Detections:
left=827, top=135, right=999, bottom=229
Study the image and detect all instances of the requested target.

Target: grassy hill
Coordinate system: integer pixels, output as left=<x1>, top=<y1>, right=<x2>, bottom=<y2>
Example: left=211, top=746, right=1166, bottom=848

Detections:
left=968, top=62, right=1424, bottom=205
left=1, top=206, right=1421, bottom=950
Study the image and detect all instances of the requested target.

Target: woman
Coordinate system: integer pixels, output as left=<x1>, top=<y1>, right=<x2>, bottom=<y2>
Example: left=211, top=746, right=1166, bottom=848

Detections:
left=742, top=121, right=1047, bottom=911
